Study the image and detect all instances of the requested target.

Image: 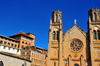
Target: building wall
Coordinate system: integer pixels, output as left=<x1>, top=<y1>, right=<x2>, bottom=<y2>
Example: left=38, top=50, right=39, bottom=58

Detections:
left=62, top=25, right=88, bottom=66
left=0, top=53, right=31, bottom=66
left=21, top=50, right=45, bottom=66
left=30, top=50, right=45, bottom=66
left=9, top=32, right=35, bottom=49
left=88, top=8, right=100, bottom=66
left=0, top=45, right=20, bottom=55
left=0, top=36, right=19, bottom=48
left=26, top=33, right=35, bottom=46
left=47, top=8, right=100, bottom=66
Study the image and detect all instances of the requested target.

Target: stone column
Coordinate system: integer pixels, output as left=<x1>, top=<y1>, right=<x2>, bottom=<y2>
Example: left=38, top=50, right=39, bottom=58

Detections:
left=68, top=56, right=71, bottom=66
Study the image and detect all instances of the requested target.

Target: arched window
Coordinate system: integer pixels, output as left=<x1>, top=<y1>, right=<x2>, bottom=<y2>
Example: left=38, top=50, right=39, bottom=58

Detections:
left=90, top=14, right=93, bottom=21
left=54, top=62, right=56, bottom=66
left=97, top=30, right=100, bottom=40
left=58, top=15, right=60, bottom=22
left=55, top=15, right=57, bottom=22
left=93, top=30, right=96, bottom=39
left=53, top=31, right=55, bottom=40
left=98, top=13, right=99, bottom=20
left=94, top=13, right=96, bottom=21
left=57, top=31, right=59, bottom=40
left=11, top=44, right=13, bottom=47
left=0, top=61, right=4, bottom=66
left=25, top=42, right=27, bottom=45
left=22, top=41, right=24, bottom=44
left=74, top=64, right=79, bottom=66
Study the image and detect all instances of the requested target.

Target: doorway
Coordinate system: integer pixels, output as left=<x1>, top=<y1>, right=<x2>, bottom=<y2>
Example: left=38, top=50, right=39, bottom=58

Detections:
left=74, top=64, right=79, bottom=66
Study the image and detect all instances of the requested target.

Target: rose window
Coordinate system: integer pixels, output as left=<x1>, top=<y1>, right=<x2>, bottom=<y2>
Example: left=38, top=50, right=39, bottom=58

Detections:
left=70, top=39, right=83, bottom=51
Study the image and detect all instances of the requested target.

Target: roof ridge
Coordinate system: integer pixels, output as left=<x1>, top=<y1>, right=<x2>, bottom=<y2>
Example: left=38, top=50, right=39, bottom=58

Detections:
left=63, top=24, right=87, bottom=35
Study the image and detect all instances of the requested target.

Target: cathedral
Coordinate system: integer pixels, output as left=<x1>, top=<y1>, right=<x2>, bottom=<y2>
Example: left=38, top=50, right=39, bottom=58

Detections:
left=47, top=7, right=100, bottom=66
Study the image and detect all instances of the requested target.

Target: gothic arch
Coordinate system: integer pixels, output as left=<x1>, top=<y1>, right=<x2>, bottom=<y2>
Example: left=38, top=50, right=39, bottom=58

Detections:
left=73, top=63, right=79, bottom=66
left=0, top=61, right=4, bottom=66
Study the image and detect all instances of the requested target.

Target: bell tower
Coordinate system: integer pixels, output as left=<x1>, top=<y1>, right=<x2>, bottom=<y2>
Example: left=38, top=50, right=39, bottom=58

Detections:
left=48, top=10, right=63, bottom=66
left=88, top=7, right=100, bottom=66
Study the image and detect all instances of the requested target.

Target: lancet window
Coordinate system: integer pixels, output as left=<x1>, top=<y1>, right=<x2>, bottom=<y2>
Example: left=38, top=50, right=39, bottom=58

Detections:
left=90, top=14, right=93, bottom=21
left=94, top=13, right=96, bottom=21
left=58, top=15, right=60, bottom=22
left=98, top=13, right=99, bottom=20
left=93, top=29, right=100, bottom=40
left=93, top=30, right=96, bottom=40
left=57, top=31, right=59, bottom=40
left=54, top=62, right=56, bottom=66
left=53, top=31, right=55, bottom=40
left=53, top=31, right=59, bottom=40
left=97, top=30, right=100, bottom=40
left=55, top=15, right=57, bottom=22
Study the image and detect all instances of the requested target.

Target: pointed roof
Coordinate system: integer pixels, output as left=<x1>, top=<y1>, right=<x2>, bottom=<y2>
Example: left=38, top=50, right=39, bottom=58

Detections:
left=63, top=24, right=87, bottom=36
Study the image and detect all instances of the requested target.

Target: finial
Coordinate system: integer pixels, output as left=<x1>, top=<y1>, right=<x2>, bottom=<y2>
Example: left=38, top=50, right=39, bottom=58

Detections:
left=74, top=19, right=77, bottom=25
left=56, top=7, right=59, bottom=11
left=92, top=4, right=94, bottom=9
left=96, top=7, right=97, bottom=9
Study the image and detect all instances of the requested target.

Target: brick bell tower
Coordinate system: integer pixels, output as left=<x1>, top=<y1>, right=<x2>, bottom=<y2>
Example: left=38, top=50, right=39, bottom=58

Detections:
left=88, top=7, right=100, bottom=66
left=48, top=10, right=63, bottom=66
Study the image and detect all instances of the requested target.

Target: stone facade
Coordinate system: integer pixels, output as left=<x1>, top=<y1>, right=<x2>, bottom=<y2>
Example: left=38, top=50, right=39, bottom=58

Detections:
left=21, top=49, right=45, bottom=66
left=0, top=52, right=31, bottom=66
left=48, top=7, right=100, bottom=66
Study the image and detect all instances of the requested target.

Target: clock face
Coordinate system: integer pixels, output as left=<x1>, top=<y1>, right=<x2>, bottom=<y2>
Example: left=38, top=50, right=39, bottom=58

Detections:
left=54, top=28, right=58, bottom=31
left=94, top=27, right=98, bottom=30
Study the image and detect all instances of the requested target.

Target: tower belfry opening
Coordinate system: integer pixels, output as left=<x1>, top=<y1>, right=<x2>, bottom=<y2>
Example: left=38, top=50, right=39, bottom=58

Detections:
left=51, top=10, right=62, bottom=23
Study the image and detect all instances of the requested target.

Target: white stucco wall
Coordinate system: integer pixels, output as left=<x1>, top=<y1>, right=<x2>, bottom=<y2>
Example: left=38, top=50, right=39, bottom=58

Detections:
left=0, top=45, right=20, bottom=55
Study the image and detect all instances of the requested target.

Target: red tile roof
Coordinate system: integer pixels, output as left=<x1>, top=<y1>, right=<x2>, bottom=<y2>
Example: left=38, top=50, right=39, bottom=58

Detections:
left=9, top=31, right=33, bottom=39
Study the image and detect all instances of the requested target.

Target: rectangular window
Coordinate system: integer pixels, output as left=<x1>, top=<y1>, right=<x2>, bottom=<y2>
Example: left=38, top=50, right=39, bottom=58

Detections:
left=27, top=52, right=29, bottom=55
left=4, top=46, right=6, bottom=49
left=22, top=45, right=24, bottom=48
left=15, top=45, right=17, bottom=48
left=11, top=44, right=13, bottom=47
left=4, top=42, right=6, bottom=45
left=8, top=47, right=10, bottom=50
left=17, top=49, right=19, bottom=52
left=21, top=52, right=25, bottom=55
left=8, top=43, right=10, bottom=45
left=0, top=41, right=3, bottom=44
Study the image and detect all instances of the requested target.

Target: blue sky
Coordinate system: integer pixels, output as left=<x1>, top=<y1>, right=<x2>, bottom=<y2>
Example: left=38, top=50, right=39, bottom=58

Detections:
left=0, top=0, right=100, bottom=49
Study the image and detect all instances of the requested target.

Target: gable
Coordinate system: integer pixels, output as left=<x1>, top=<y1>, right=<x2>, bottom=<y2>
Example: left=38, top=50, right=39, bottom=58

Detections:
left=62, top=24, right=88, bottom=59
left=63, top=24, right=87, bottom=38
